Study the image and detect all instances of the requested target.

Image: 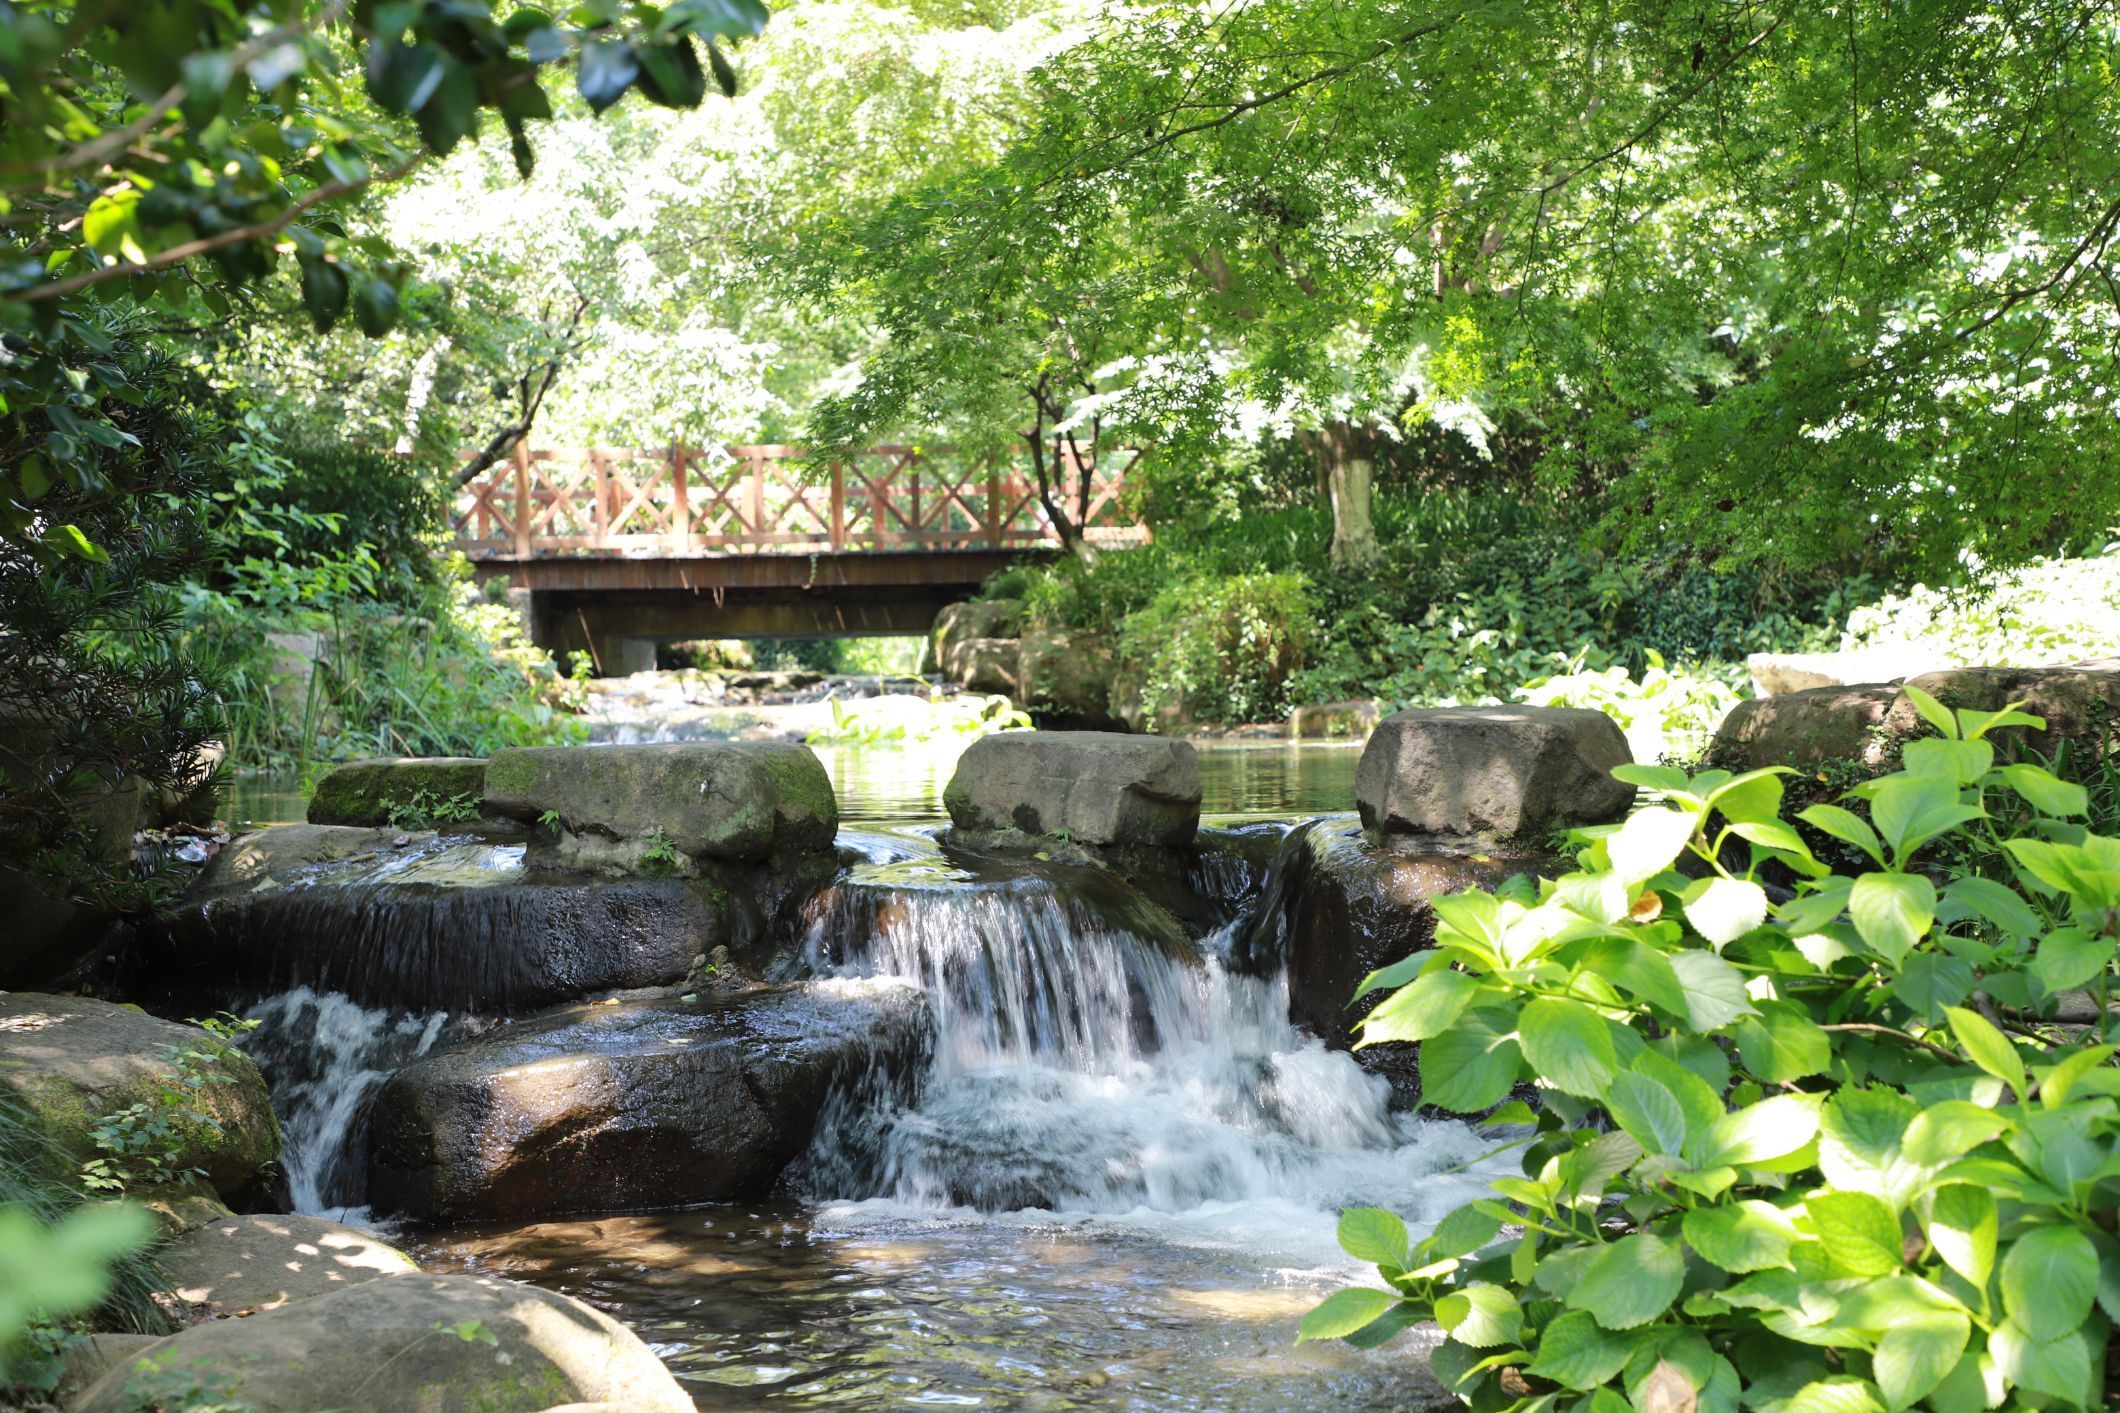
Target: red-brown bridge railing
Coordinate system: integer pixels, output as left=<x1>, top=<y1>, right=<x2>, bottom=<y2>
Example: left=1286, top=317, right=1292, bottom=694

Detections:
left=452, top=443, right=1141, bottom=558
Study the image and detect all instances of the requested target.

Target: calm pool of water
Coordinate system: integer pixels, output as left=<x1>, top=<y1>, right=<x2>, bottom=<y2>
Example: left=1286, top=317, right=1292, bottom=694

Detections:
left=225, top=738, right=1362, bottom=826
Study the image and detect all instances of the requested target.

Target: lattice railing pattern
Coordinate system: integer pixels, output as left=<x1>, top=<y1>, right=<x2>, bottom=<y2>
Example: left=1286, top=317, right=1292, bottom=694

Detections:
left=452, top=443, right=1141, bottom=558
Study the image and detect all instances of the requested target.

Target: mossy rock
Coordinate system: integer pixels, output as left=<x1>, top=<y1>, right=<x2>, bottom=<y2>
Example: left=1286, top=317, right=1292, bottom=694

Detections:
left=307, top=757, right=489, bottom=828
left=0, top=993, right=279, bottom=1201
left=73, top=1271, right=692, bottom=1412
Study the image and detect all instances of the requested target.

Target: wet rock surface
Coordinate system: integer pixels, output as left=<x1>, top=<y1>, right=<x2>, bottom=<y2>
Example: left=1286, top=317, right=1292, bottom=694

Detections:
left=485, top=740, right=838, bottom=873
left=1357, top=705, right=1633, bottom=843
left=944, top=731, right=1201, bottom=846
left=1241, top=819, right=1549, bottom=1101
left=368, top=981, right=930, bottom=1222
left=148, top=836, right=739, bottom=1013
left=72, top=1271, right=694, bottom=1413
left=0, top=992, right=279, bottom=1202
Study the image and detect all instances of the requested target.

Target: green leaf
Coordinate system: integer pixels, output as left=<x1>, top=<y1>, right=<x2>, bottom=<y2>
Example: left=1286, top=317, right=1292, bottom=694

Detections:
left=1920, top=1184, right=1997, bottom=1288
left=577, top=37, right=641, bottom=112
left=1706, top=768, right=1788, bottom=825
left=1697, top=1093, right=1821, bottom=1169
left=1798, top=804, right=1884, bottom=864
left=1874, top=1312, right=1971, bottom=1411
left=1667, top=949, right=1758, bottom=1031
left=1944, top=1006, right=2027, bottom=1099
left=1518, top=997, right=1620, bottom=1098
left=1563, top=1232, right=1685, bottom=1330
left=1998, top=763, right=2089, bottom=818
left=1418, top=1007, right=1522, bottom=1114
left=1426, top=1203, right=1504, bottom=1259
left=1433, top=1282, right=1521, bottom=1348
left=1988, top=1320, right=2093, bottom=1406
left=2001, top=1224, right=2098, bottom=1341
left=51, top=523, right=109, bottom=562
left=2029, top=925, right=2111, bottom=995
left=366, top=39, right=446, bottom=113
left=2038, top=1045, right=2115, bottom=1108
left=1335, top=1207, right=1409, bottom=1267
left=1681, top=1199, right=1797, bottom=1273
left=1604, top=1070, right=1691, bottom=1157
left=1685, top=876, right=1769, bottom=946
left=1819, top=1087, right=1923, bottom=1209
left=1608, top=807, right=1698, bottom=888
left=351, top=274, right=400, bottom=337
left=1848, top=871, right=1935, bottom=965
left=413, top=57, right=480, bottom=155
left=1806, top=1190, right=1903, bottom=1276
left=1732, top=1000, right=1831, bottom=1083
left=1297, top=1287, right=1399, bottom=1342
left=1523, top=1309, right=1640, bottom=1389
left=1612, top=764, right=1690, bottom=793
left=1351, top=951, right=1431, bottom=1003
left=635, top=35, right=710, bottom=108
left=1937, top=875, right=2042, bottom=939
left=1868, top=772, right=1983, bottom=861
left=1888, top=953, right=1975, bottom=1021
left=1902, top=1101, right=2006, bottom=1168
left=1902, top=736, right=1992, bottom=786
left=1358, top=966, right=1474, bottom=1044
left=298, top=255, right=349, bottom=333
left=1900, top=684, right=1958, bottom=739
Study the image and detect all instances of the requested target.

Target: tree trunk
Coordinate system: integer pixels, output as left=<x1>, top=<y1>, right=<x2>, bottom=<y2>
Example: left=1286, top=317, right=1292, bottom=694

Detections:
left=1316, top=419, right=1380, bottom=570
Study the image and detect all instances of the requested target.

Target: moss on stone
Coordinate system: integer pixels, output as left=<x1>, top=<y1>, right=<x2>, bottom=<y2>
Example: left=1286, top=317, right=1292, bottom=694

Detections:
left=308, top=758, right=488, bottom=827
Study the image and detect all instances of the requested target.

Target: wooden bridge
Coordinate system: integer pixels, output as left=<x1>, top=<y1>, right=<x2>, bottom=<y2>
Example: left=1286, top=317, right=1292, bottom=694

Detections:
left=453, top=443, right=1140, bottom=665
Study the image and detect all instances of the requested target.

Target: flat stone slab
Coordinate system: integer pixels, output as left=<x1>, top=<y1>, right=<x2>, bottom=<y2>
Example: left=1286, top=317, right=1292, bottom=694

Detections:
left=944, top=731, right=1201, bottom=846
left=0, top=993, right=279, bottom=1201
left=73, top=1271, right=692, bottom=1412
left=159, top=1213, right=417, bottom=1315
left=368, top=981, right=928, bottom=1222
left=1356, top=706, right=1633, bottom=842
left=306, top=757, right=488, bottom=827
left=485, top=741, right=837, bottom=871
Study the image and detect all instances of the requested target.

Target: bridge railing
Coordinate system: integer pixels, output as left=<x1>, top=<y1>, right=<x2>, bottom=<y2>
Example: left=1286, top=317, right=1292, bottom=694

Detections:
left=451, top=442, right=1142, bottom=558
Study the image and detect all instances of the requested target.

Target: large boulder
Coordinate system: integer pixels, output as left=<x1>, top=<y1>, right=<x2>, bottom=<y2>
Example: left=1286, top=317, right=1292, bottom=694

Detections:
left=1712, top=684, right=1899, bottom=771
left=932, top=598, right=1023, bottom=668
left=307, top=757, right=489, bottom=827
left=72, top=1271, right=693, bottom=1412
left=1356, top=706, right=1634, bottom=843
left=1017, top=625, right=1120, bottom=725
left=368, top=981, right=929, bottom=1222
left=485, top=741, right=837, bottom=874
left=158, top=1213, right=417, bottom=1316
left=0, top=993, right=279, bottom=1202
left=941, top=637, right=1022, bottom=696
left=149, top=833, right=741, bottom=1012
left=1239, top=819, right=1551, bottom=1103
left=943, top=731, right=1201, bottom=847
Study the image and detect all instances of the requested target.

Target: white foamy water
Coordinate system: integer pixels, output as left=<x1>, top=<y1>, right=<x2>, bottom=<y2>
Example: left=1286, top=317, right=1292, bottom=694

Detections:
left=241, top=987, right=449, bottom=1219
left=800, top=854, right=1503, bottom=1257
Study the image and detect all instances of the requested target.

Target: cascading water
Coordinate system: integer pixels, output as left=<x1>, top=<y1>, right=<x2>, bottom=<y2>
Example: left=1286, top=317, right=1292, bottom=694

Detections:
left=797, top=826, right=1498, bottom=1258
left=239, top=987, right=450, bottom=1218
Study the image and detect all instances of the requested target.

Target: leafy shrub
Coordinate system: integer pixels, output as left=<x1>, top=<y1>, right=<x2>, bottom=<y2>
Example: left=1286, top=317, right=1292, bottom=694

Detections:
left=1309, top=687, right=2120, bottom=1411
left=1520, top=651, right=1743, bottom=764
left=1844, top=548, right=2120, bottom=669
left=1118, top=573, right=1315, bottom=724
left=806, top=692, right=1030, bottom=745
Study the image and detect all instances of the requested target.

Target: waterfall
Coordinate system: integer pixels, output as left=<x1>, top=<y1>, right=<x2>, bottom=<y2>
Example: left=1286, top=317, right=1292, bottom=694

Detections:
left=240, top=988, right=450, bottom=1218
left=797, top=831, right=1496, bottom=1228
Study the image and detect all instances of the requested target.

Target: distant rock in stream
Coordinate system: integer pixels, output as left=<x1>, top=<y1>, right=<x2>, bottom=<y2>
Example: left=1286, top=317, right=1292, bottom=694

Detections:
left=367, top=980, right=929, bottom=1222
left=943, top=731, right=1201, bottom=847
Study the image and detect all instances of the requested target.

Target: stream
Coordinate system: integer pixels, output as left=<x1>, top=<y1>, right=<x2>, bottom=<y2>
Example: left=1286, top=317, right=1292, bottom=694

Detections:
left=222, top=690, right=1495, bottom=1410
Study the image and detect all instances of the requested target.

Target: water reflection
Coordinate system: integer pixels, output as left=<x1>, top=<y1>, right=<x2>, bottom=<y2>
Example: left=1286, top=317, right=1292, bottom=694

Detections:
left=409, top=1202, right=1446, bottom=1412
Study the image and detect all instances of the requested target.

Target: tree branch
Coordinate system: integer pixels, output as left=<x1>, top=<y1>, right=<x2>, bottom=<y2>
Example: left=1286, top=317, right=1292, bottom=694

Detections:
left=12, top=153, right=426, bottom=304
left=452, top=291, right=593, bottom=488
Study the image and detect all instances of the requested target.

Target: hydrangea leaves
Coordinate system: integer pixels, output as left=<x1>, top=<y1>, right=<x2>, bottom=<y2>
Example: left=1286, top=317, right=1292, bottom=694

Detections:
left=1310, top=695, right=2120, bottom=1410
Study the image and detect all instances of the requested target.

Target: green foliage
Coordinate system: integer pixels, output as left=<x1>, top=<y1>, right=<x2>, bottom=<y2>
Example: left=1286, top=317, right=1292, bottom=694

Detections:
left=1843, top=549, right=2120, bottom=670
left=1316, top=694, right=2120, bottom=1410
left=0, top=0, right=770, bottom=553
left=382, top=789, right=482, bottom=831
left=638, top=828, right=682, bottom=873
left=79, top=1016, right=261, bottom=1198
left=1521, top=653, right=1744, bottom=766
left=0, top=1091, right=163, bottom=1399
left=1118, top=573, right=1313, bottom=725
left=807, top=693, right=1031, bottom=746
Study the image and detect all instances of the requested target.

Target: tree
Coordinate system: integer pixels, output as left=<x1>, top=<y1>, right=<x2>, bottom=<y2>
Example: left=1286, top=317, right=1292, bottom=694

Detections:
left=0, top=0, right=770, bottom=554
left=804, top=0, right=2120, bottom=582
